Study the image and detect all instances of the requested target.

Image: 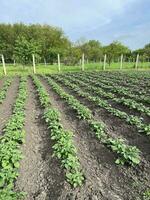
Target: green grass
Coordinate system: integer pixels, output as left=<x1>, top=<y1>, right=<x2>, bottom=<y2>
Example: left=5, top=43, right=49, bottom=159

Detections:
left=86, top=62, right=150, bottom=70
left=0, top=62, right=150, bottom=76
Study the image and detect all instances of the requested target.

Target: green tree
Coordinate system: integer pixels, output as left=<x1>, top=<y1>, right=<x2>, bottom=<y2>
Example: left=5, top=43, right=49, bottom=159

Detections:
left=14, top=36, right=41, bottom=65
left=143, top=43, right=150, bottom=60
left=0, top=23, right=71, bottom=63
left=0, top=23, right=149, bottom=66
left=73, top=40, right=103, bottom=63
left=83, top=40, right=103, bottom=62
left=103, top=41, right=131, bottom=65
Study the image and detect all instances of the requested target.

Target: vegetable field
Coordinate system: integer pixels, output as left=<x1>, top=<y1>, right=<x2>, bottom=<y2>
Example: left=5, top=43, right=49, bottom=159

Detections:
left=0, top=71, right=150, bottom=200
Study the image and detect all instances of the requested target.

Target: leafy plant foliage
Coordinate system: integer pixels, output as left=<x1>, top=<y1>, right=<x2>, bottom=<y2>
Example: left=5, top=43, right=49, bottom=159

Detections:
left=0, top=77, right=27, bottom=199
left=0, top=78, right=12, bottom=103
left=45, top=75, right=141, bottom=166
left=32, top=76, right=84, bottom=187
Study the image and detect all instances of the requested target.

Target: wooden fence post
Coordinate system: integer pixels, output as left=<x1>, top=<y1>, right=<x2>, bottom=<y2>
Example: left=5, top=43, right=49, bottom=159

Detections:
left=135, top=54, right=139, bottom=70
left=1, top=54, right=7, bottom=75
left=82, top=53, right=85, bottom=71
left=103, top=54, right=106, bottom=70
left=120, top=54, right=123, bottom=70
left=32, top=54, right=36, bottom=74
left=58, top=54, right=60, bottom=72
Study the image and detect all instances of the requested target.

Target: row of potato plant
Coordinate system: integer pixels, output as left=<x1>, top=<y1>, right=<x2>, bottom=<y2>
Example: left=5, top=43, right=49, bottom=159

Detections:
left=89, top=72, right=149, bottom=96
left=82, top=72, right=150, bottom=109
left=74, top=72, right=150, bottom=104
left=31, top=75, right=84, bottom=187
left=79, top=73, right=150, bottom=104
left=0, top=78, right=12, bottom=104
left=63, top=74, right=150, bottom=117
left=96, top=71, right=150, bottom=86
left=52, top=75, right=150, bottom=136
left=45, top=76, right=141, bottom=166
left=90, top=72, right=149, bottom=97
left=0, top=77, right=27, bottom=200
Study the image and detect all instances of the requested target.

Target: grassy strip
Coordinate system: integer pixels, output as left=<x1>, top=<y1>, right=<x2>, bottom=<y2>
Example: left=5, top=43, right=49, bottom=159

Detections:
left=44, top=76, right=141, bottom=166
left=0, top=78, right=12, bottom=104
left=54, top=75, right=150, bottom=136
left=32, top=76, right=84, bottom=187
left=1, top=63, right=150, bottom=76
left=0, top=77, right=27, bottom=200
left=64, top=74, right=150, bottom=117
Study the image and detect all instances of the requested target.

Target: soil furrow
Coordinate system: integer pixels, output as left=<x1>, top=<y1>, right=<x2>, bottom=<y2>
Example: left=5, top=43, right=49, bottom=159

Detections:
left=50, top=77, right=150, bottom=162
left=0, top=77, right=5, bottom=88
left=40, top=77, right=149, bottom=200
left=15, top=78, right=66, bottom=200
left=0, top=77, right=19, bottom=134
left=78, top=73, right=150, bottom=106
left=61, top=74, right=150, bottom=123
left=90, top=74, right=150, bottom=95
left=68, top=73, right=150, bottom=116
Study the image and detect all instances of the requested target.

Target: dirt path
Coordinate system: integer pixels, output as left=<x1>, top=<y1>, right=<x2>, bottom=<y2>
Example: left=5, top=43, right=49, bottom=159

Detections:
left=15, top=78, right=66, bottom=200
left=0, top=77, right=19, bottom=134
left=39, top=77, right=148, bottom=200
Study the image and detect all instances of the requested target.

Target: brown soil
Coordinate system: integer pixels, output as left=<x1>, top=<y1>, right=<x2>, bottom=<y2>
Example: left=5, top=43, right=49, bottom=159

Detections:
left=107, top=100, right=150, bottom=124
left=99, top=83, right=150, bottom=107
left=0, top=77, right=5, bottom=88
left=70, top=75, right=150, bottom=123
left=39, top=76, right=150, bottom=200
left=90, top=73, right=149, bottom=92
left=78, top=73, right=150, bottom=107
left=15, top=78, right=66, bottom=200
left=53, top=77, right=150, bottom=162
left=0, top=77, right=19, bottom=134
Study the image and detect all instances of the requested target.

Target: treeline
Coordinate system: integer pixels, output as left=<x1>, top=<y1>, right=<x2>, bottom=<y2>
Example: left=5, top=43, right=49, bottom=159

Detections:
left=0, top=23, right=149, bottom=65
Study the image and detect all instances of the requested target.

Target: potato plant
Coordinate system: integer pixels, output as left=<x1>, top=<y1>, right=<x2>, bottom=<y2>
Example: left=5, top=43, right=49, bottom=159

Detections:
left=90, top=121, right=140, bottom=166
left=0, top=78, right=12, bottom=104
left=80, top=73, right=150, bottom=104
left=55, top=75, right=150, bottom=135
left=45, top=77, right=92, bottom=120
left=64, top=73, right=150, bottom=116
left=32, top=76, right=84, bottom=187
left=45, top=76, right=141, bottom=166
left=88, top=72, right=149, bottom=98
left=0, top=77, right=27, bottom=200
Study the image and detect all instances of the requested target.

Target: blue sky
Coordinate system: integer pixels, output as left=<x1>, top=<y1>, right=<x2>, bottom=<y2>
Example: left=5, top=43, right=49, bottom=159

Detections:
left=0, top=0, right=150, bottom=49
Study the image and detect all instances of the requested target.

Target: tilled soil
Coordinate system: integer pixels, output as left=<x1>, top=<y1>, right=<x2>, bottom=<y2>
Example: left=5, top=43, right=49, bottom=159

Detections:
left=0, top=73, right=149, bottom=200
left=39, top=77, right=150, bottom=200
left=77, top=74, right=150, bottom=107
left=67, top=76, right=150, bottom=123
left=0, top=77, right=4, bottom=88
left=98, top=85, right=150, bottom=107
left=54, top=79, right=150, bottom=160
left=0, top=77, right=19, bottom=134
left=15, top=78, right=66, bottom=200
left=99, top=76, right=150, bottom=93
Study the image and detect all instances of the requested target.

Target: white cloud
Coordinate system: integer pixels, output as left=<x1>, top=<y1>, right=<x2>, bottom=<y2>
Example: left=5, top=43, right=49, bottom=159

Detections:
left=31, top=0, right=137, bottom=35
left=0, top=0, right=138, bottom=30
left=0, top=0, right=148, bottom=49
